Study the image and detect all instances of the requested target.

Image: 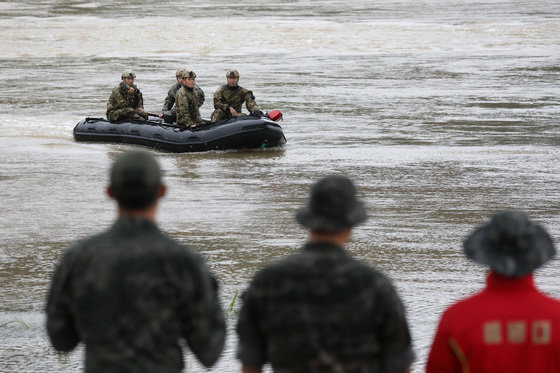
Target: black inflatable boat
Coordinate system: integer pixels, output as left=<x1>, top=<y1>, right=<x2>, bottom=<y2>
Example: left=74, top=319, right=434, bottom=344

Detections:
left=73, top=112, right=286, bottom=153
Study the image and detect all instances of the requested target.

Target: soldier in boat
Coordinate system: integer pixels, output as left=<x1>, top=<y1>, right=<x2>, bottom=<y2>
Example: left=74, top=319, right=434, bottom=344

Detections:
left=176, top=70, right=204, bottom=129
left=159, top=68, right=205, bottom=124
left=211, top=69, right=263, bottom=122
left=106, top=70, right=148, bottom=122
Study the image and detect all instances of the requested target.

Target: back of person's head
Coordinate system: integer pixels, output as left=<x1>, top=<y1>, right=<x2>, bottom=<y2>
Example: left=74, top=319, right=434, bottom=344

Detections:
left=463, top=210, right=556, bottom=277
left=296, top=175, right=367, bottom=233
left=109, top=150, right=162, bottom=210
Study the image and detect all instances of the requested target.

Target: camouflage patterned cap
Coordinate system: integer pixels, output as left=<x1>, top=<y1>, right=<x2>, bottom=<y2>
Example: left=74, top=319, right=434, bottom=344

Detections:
left=296, top=175, right=367, bottom=232
left=463, top=211, right=556, bottom=277
left=226, top=69, right=239, bottom=78
left=110, top=150, right=162, bottom=209
left=176, top=68, right=186, bottom=77
left=181, top=70, right=197, bottom=79
left=121, top=70, right=136, bottom=79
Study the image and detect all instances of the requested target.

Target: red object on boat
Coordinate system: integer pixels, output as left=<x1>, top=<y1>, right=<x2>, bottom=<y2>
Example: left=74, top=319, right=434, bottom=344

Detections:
left=268, top=110, right=283, bottom=122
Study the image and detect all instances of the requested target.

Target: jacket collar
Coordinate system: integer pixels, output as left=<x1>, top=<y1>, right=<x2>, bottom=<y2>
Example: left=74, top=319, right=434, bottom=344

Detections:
left=486, top=270, right=536, bottom=292
left=303, top=241, right=346, bottom=255
left=111, top=215, right=159, bottom=233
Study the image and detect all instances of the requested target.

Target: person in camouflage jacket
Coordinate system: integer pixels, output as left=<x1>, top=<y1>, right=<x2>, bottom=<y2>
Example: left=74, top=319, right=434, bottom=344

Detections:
left=211, top=69, right=262, bottom=122
left=106, top=70, right=148, bottom=122
left=160, top=69, right=205, bottom=124
left=237, top=175, right=415, bottom=373
left=176, top=70, right=204, bottom=128
left=46, top=151, right=226, bottom=373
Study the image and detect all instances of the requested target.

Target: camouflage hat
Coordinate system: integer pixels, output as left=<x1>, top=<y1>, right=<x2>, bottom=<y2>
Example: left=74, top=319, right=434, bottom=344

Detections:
left=121, top=70, right=136, bottom=79
left=463, top=211, right=556, bottom=277
left=226, top=69, right=239, bottom=78
left=176, top=68, right=186, bottom=77
left=296, top=175, right=367, bottom=233
left=110, top=150, right=162, bottom=209
left=181, top=70, right=197, bottom=79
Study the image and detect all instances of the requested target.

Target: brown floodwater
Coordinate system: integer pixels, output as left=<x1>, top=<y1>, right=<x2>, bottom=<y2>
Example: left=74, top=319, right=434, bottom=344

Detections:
left=1, top=1, right=559, bottom=371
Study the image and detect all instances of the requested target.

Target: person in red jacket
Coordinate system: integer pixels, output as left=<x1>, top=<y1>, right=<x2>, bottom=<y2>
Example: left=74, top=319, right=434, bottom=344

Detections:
left=426, top=210, right=560, bottom=373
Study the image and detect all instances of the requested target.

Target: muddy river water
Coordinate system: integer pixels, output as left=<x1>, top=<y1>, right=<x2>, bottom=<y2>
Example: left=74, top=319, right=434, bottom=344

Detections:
left=1, top=1, right=559, bottom=371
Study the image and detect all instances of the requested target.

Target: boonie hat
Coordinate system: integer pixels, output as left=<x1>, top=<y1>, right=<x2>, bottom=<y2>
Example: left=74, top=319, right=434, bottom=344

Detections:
left=110, top=150, right=162, bottom=209
left=121, top=70, right=136, bottom=79
left=296, top=175, right=367, bottom=232
left=181, top=70, right=197, bottom=79
left=463, top=211, right=556, bottom=277
left=226, top=69, right=239, bottom=78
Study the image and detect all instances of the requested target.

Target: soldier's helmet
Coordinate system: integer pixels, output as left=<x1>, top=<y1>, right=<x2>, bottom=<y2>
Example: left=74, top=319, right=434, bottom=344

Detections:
left=226, top=69, right=239, bottom=78
left=121, top=70, right=136, bottom=79
left=463, top=210, right=556, bottom=277
left=176, top=68, right=186, bottom=78
left=181, top=70, right=197, bottom=79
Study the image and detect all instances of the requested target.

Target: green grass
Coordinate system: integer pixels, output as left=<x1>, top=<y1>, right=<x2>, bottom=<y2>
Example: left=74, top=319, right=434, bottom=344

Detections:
left=226, top=290, right=239, bottom=318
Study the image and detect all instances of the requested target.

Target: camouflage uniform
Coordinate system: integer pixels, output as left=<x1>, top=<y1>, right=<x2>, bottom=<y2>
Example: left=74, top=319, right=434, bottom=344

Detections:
left=106, top=82, right=148, bottom=122
left=46, top=216, right=226, bottom=373
left=176, top=85, right=204, bottom=128
left=162, top=83, right=205, bottom=124
left=211, top=85, right=260, bottom=122
left=237, top=242, right=415, bottom=373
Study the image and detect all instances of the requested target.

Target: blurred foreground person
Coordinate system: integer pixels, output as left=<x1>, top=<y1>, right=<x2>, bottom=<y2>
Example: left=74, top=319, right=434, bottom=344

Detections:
left=237, top=175, right=415, bottom=373
left=46, top=150, right=225, bottom=372
left=427, top=211, right=560, bottom=373
left=106, top=70, right=148, bottom=121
